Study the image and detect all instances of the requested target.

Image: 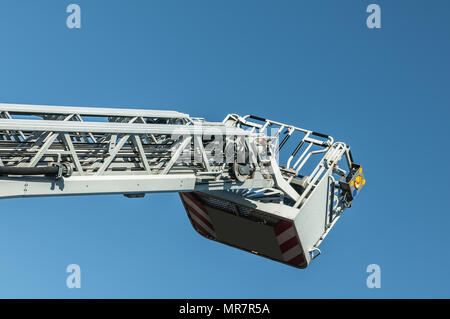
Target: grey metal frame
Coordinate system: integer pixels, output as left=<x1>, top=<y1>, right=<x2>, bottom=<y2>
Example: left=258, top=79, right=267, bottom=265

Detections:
left=0, top=103, right=358, bottom=261
left=0, top=103, right=275, bottom=198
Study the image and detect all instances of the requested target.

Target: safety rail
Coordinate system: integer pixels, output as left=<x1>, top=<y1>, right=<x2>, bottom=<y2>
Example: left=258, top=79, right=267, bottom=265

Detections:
left=223, top=114, right=354, bottom=209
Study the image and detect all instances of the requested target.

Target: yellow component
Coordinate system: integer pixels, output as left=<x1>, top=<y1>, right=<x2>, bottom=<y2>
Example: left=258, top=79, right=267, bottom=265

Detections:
left=362, top=179, right=366, bottom=185
left=359, top=167, right=363, bottom=174
left=350, top=180, right=354, bottom=187
left=354, top=176, right=362, bottom=190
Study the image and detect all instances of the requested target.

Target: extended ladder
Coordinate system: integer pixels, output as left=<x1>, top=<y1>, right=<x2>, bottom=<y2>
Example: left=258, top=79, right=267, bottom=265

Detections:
left=0, top=103, right=365, bottom=268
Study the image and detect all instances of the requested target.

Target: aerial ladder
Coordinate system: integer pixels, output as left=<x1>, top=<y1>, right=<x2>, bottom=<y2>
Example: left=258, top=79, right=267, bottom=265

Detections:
left=0, top=103, right=365, bottom=268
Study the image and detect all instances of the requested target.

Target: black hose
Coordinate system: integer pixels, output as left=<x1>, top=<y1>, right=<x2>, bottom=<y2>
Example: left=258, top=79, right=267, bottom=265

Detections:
left=0, top=165, right=70, bottom=177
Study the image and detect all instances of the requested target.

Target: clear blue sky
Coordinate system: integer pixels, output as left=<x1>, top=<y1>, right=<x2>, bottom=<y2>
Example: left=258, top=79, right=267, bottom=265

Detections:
left=0, top=0, right=448, bottom=298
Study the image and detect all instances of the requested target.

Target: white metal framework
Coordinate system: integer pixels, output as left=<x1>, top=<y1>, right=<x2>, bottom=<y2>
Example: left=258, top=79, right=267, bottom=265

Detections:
left=0, top=103, right=365, bottom=268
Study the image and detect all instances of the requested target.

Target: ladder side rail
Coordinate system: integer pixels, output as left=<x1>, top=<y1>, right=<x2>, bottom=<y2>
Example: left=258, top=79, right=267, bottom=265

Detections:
left=0, top=103, right=189, bottom=119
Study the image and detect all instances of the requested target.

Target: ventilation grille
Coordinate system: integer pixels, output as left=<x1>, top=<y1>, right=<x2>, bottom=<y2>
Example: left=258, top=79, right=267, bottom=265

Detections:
left=199, top=194, right=235, bottom=214
left=196, top=193, right=278, bottom=225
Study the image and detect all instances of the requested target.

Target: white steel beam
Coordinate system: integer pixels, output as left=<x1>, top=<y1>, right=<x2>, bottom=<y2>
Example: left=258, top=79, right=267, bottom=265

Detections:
left=0, top=174, right=197, bottom=199
left=0, top=119, right=252, bottom=136
left=0, top=103, right=189, bottom=119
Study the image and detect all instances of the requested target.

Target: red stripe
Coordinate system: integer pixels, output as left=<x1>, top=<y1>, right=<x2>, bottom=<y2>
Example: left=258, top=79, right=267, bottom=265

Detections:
left=180, top=193, right=214, bottom=237
left=179, top=193, right=191, bottom=213
left=190, top=218, right=213, bottom=237
left=183, top=192, right=205, bottom=209
left=287, top=254, right=305, bottom=266
left=274, top=220, right=293, bottom=236
left=187, top=207, right=214, bottom=230
left=182, top=192, right=215, bottom=230
left=279, top=236, right=299, bottom=253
